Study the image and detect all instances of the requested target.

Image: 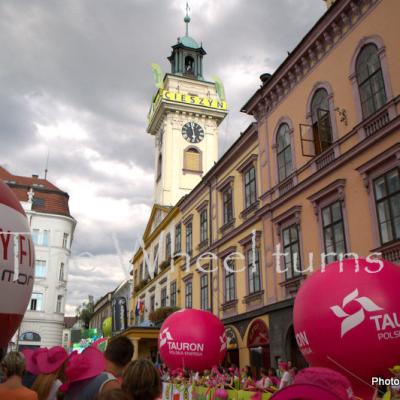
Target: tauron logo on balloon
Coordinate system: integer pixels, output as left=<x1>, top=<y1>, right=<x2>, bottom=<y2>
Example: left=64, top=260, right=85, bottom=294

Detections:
left=159, top=327, right=205, bottom=357
left=331, top=288, right=400, bottom=341
left=159, top=327, right=173, bottom=348
left=330, top=289, right=383, bottom=337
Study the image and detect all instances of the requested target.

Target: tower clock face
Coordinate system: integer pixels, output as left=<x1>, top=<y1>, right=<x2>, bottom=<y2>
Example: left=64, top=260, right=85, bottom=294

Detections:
left=181, top=122, right=204, bottom=143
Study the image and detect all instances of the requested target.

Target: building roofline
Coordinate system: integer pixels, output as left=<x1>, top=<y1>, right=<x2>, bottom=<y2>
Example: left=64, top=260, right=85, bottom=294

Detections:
left=241, top=0, right=345, bottom=113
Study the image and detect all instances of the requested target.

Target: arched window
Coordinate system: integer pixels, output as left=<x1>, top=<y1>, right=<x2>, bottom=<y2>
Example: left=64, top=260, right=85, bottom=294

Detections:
left=20, top=332, right=41, bottom=342
left=276, top=123, right=292, bottom=182
left=356, top=44, right=387, bottom=118
left=157, top=154, right=162, bottom=181
left=184, top=56, right=194, bottom=74
left=311, top=88, right=333, bottom=155
left=184, top=147, right=201, bottom=172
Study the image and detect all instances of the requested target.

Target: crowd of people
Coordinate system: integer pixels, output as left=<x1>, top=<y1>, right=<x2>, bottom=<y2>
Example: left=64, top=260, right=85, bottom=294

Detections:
left=0, top=337, right=162, bottom=400
left=158, top=360, right=296, bottom=393
left=0, top=339, right=398, bottom=399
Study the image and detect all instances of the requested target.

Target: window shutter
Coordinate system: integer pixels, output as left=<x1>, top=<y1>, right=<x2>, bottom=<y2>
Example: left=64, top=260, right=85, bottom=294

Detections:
left=184, top=149, right=201, bottom=171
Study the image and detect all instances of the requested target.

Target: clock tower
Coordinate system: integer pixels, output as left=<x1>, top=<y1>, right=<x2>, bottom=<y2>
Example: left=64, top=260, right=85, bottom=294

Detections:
left=147, top=9, right=228, bottom=206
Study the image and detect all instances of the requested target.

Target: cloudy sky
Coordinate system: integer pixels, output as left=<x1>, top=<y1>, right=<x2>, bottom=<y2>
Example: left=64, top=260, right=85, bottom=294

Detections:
left=0, top=0, right=326, bottom=315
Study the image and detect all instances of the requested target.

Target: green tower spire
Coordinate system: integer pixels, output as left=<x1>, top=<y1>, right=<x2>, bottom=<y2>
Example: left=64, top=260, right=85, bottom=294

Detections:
left=167, top=1, right=206, bottom=80
left=184, top=2, right=191, bottom=37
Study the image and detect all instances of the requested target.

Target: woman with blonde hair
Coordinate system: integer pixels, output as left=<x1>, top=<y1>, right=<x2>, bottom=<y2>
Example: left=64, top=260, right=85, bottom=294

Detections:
left=31, top=347, right=68, bottom=400
left=0, top=351, right=38, bottom=399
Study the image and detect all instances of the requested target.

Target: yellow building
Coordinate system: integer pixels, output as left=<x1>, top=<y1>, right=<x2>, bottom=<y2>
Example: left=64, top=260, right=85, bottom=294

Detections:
left=126, top=0, right=400, bottom=370
left=242, top=0, right=400, bottom=366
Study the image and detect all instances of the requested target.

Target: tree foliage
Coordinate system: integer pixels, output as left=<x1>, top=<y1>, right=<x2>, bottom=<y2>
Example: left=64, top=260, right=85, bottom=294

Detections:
left=76, top=296, right=95, bottom=329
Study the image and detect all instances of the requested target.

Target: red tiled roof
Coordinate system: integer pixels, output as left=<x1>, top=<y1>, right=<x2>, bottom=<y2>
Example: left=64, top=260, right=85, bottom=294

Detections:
left=64, top=316, right=78, bottom=329
left=0, top=166, right=72, bottom=218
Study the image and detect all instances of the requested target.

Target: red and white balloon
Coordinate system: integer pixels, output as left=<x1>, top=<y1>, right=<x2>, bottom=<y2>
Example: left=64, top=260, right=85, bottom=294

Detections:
left=294, top=258, right=400, bottom=399
left=0, top=180, right=35, bottom=347
left=158, top=309, right=227, bottom=372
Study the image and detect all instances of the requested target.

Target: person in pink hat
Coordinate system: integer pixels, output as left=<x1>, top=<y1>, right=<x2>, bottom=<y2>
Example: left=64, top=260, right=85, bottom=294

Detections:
left=271, top=366, right=357, bottom=400
left=22, top=348, right=47, bottom=389
left=31, top=346, right=68, bottom=400
left=61, top=346, right=118, bottom=400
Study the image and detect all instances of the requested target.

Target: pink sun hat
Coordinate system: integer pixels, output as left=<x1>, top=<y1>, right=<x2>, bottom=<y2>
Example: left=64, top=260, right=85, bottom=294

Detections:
left=22, top=348, right=47, bottom=375
left=60, top=347, right=105, bottom=392
left=36, top=346, right=68, bottom=374
left=271, top=367, right=356, bottom=400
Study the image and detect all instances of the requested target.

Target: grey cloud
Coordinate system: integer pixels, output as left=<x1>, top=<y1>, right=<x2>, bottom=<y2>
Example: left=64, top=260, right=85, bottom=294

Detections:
left=0, top=0, right=325, bottom=312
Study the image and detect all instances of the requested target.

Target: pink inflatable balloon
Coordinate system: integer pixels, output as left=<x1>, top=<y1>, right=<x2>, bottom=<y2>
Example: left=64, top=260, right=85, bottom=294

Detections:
left=0, top=180, right=35, bottom=347
left=158, top=309, right=227, bottom=372
left=294, top=258, right=400, bottom=399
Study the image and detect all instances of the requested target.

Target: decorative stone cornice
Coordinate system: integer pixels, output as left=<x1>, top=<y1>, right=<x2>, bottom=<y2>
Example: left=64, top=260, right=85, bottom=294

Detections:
left=241, top=0, right=381, bottom=118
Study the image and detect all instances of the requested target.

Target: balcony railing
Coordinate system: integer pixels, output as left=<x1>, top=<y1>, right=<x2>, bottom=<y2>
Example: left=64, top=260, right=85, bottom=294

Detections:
left=364, top=108, right=390, bottom=137
left=315, top=148, right=335, bottom=171
left=373, top=241, right=400, bottom=265
left=278, top=176, right=294, bottom=196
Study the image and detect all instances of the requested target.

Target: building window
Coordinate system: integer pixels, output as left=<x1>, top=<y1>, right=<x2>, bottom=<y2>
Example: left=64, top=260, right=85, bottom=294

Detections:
left=29, top=293, right=43, bottom=311
left=20, top=332, right=41, bottom=342
left=157, top=153, right=162, bottom=181
left=32, top=230, right=49, bottom=246
left=184, top=55, right=195, bottom=74
left=59, top=263, right=65, bottom=281
left=42, top=230, right=49, bottom=246
left=186, top=222, right=192, bottom=255
left=225, top=259, right=236, bottom=302
left=200, top=209, right=208, bottom=244
left=56, top=295, right=63, bottom=313
left=35, top=260, right=47, bottom=278
left=200, top=274, right=209, bottom=310
left=184, top=147, right=201, bottom=172
left=139, top=263, right=144, bottom=282
left=247, top=248, right=261, bottom=294
left=276, top=123, right=293, bottom=182
left=373, top=167, right=400, bottom=245
left=175, top=224, right=182, bottom=254
left=185, top=281, right=192, bottom=309
left=150, top=295, right=155, bottom=312
left=165, top=233, right=171, bottom=260
left=32, top=229, right=39, bottom=245
left=282, top=224, right=302, bottom=280
left=244, top=166, right=257, bottom=208
left=153, top=244, right=159, bottom=275
left=62, top=233, right=69, bottom=249
left=170, top=282, right=177, bottom=307
left=322, top=201, right=347, bottom=263
left=356, top=44, right=387, bottom=119
left=311, top=88, right=333, bottom=155
left=223, top=187, right=234, bottom=225
left=144, top=260, right=150, bottom=280
left=161, top=287, right=167, bottom=308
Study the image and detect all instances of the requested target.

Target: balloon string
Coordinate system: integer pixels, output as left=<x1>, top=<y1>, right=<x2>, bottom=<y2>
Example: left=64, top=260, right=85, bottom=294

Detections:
left=326, top=355, right=375, bottom=389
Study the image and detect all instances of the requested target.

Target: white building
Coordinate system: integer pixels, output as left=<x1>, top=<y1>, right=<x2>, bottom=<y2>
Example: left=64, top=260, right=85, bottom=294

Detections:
left=1, top=167, right=76, bottom=349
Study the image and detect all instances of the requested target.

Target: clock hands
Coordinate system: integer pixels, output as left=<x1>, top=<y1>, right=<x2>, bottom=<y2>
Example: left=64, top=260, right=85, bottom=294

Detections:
left=190, top=122, right=195, bottom=139
left=182, top=122, right=204, bottom=143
